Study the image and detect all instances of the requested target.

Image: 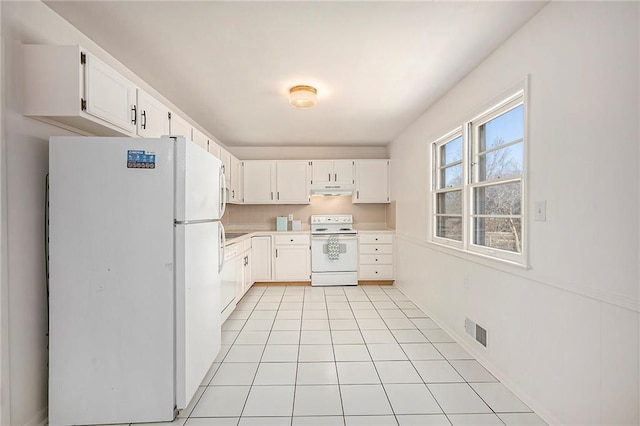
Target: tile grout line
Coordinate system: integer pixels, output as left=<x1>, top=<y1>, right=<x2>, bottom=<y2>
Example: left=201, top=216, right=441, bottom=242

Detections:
left=237, top=287, right=275, bottom=422
left=325, top=287, right=347, bottom=423
left=378, top=285, right=448, bottom=424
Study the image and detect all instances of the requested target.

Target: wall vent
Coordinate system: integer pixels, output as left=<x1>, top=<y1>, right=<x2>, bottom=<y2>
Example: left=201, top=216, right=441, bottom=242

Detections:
left=465, top=317, right=488, bottom=348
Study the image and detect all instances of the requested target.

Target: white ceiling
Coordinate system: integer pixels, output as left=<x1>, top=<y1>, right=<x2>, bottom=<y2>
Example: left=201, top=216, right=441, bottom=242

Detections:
left=45, top=1, right=547, bottom=147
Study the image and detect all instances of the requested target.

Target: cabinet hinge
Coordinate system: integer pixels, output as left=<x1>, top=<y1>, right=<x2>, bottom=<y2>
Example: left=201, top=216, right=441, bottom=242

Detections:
left=80, top=98, right=87, bottom=111
left=80, top=52, right=86, bottom=65
left=167, top=112, right=172, bottom=120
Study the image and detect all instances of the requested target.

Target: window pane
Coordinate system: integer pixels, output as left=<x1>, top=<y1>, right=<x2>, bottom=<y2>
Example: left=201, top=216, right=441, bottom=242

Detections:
left=439, top=164, right=462, bottom=188
left=473, top=217, right=522, bottom=253
left=436, top=216, right=462, bottom=241
left=477, top=142, right=523, bottom=181
left=474, top=182, right=521, bottom=215
left=437, top=191, right=462, bottom=214
left=479, top=104, right=523, bottom=151
left=440, top=136, right=462, bottom=166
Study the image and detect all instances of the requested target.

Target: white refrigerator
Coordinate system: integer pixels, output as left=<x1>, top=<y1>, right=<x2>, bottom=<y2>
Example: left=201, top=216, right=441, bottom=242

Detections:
left=48, top=136, right=226, bottom=425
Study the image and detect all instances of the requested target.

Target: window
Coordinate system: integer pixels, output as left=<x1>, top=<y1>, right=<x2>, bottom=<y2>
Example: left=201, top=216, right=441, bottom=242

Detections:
left=431, top=89, right=526, bottom=265
left=433, top=131, right=463, bottom=245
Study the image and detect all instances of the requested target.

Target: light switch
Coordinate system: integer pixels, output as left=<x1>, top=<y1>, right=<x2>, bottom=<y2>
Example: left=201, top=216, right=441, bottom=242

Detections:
left=535, top=200, right=547, bottom=222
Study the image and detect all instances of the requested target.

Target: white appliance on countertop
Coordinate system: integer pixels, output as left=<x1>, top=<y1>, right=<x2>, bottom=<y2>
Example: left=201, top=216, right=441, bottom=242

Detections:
left=310, top=214, right=358, bottom=286
left=48, top=136, right=226, bottom=425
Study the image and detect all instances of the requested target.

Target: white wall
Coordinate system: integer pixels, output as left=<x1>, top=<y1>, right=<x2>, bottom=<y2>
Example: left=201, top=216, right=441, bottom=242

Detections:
left=229, top=145, right=388, bottom=160
left=389, top=3, right=639, bottom=425
left=0, top=3, right=9, bottom=424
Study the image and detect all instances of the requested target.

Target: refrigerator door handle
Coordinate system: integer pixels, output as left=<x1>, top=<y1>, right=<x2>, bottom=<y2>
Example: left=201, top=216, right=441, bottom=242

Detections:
left=219, top=222, right=226, bottom=274
left=219, top=168, right=227, bottom=219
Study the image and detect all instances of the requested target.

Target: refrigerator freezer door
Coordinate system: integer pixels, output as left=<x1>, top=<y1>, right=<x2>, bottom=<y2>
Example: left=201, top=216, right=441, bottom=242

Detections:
left=175, top=136, right=225, bottom=221
left=175, top=221, right=222, bottom=409
left=48, top=136, right=175, bottom=425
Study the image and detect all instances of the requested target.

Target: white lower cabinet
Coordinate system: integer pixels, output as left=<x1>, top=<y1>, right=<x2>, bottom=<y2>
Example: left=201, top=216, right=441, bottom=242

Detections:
left=236, top=239, right=252, bottom=299
left=251, top=235, right=273, bottom=282
left=274, top=234, right=310, bottom=281
left=358, top=232, right=394, bottom=280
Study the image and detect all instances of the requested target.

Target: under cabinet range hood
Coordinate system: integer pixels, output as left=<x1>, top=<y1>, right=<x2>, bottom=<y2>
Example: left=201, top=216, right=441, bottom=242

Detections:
left=309, top=185, right=354, bottom=196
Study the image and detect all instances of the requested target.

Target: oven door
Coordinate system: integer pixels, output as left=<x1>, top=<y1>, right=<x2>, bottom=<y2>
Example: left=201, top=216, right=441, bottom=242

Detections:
left=311, top=234, right=358, bottom=272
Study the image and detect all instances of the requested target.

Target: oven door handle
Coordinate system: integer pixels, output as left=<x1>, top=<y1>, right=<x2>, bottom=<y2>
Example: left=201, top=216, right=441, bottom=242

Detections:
left=311, top=235, right=358, bottom=240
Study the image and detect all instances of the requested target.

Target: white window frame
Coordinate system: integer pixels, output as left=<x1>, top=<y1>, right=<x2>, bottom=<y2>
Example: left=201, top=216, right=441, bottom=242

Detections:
left=432, top=128, right=464, bottom=249
left=429, top=85, right=527, bottom=267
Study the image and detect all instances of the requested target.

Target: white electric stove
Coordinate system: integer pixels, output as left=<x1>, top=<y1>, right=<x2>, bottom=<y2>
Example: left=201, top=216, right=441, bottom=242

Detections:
left=310, top=215, right=358, bottom=286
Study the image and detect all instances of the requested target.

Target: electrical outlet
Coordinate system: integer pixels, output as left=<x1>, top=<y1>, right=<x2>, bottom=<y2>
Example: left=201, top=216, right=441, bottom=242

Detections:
left=288, top=213, right=294, bottom=221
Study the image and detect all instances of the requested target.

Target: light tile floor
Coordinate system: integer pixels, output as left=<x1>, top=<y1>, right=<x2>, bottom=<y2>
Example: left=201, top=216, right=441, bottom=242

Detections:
left=165, top=285, right=547, bottom=426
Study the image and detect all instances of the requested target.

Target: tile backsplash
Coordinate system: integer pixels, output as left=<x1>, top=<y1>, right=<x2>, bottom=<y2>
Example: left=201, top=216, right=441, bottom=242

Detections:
left=223, top=195, right=393, bottom=231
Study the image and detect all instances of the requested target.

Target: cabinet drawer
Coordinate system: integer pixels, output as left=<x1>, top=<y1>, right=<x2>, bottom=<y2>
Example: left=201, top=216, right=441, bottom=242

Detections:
left=360, top=254, right=393, bottom=265
left=359, top=244, right=393, bottom=255
left=359, top=234, right=393, bottom=245
left=275, top=234, right=310, bottom=246
left=359, top=264, right=393, bottom=280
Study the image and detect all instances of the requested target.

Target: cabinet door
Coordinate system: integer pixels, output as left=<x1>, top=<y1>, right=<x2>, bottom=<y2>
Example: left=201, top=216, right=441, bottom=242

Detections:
left=84, top=53, right=137, bottom=133
left=243, top=161, right=275, bottom=204
left=334, top=160, right=355, bottom=185
left=229, top=155, right=242, bottom=204
left=274, top=246, right=310, bottom=281
left=354, top=160, right=390, bottom=203
left=191, top=128, right=209, bottom=152
left=276, top=161, right=309, bottom=204
left=243, top=252, right=252, bottom=293
left=251, top=236, right=272, bottom=281
left=220, top=149, right=231, bottom=188
left=310, top=160, right=333, bottom=186
left=235, top=252, right=244, bottom=300
left=169, top=112, right=192, bottom=140
left=137, top=90, right=169, bottom=138
left=208, top=141, right=221, bottom=160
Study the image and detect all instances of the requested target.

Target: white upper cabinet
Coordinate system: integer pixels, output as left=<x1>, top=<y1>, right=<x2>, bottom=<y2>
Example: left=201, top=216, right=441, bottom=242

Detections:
left=136, top=90, right=169, bottom=138
left=310, top=160, right=354, bottom=186
left=333, top=160, right=355, bottom=185
left=191, top=128, right=209, bottom=152
left=84, top=53, right=137, bottom=133
left=310, top=161, right=333, bottom=186
left=208, top=141, right=221, bottom=159
left=243, top=161, right=275, bottom=204
left=23, top=45, right=137, bottom=136
left=275, top=161, right=309, bottom=204
left=354, top=160, right=390, bottom=203
left=229, top=155, right=243, bottom=204
left=242, top=160, right=309, bottom=204
left=220, top=149, right=232, bottom=188
left=169, top=112, right=192, bottom=140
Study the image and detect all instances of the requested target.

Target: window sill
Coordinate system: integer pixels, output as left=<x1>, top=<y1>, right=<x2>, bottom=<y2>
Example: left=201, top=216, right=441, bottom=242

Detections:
left=425, top=238, right=530, bottom=271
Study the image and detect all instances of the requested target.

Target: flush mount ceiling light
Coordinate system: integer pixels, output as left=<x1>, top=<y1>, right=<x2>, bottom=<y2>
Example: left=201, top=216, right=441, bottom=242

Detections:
left=289, top=85, right=317, bottom=109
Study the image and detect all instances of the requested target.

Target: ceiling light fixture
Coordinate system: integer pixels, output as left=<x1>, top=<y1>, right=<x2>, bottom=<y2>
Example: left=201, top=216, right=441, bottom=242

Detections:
left=289, top=85, right=317, bottom=109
